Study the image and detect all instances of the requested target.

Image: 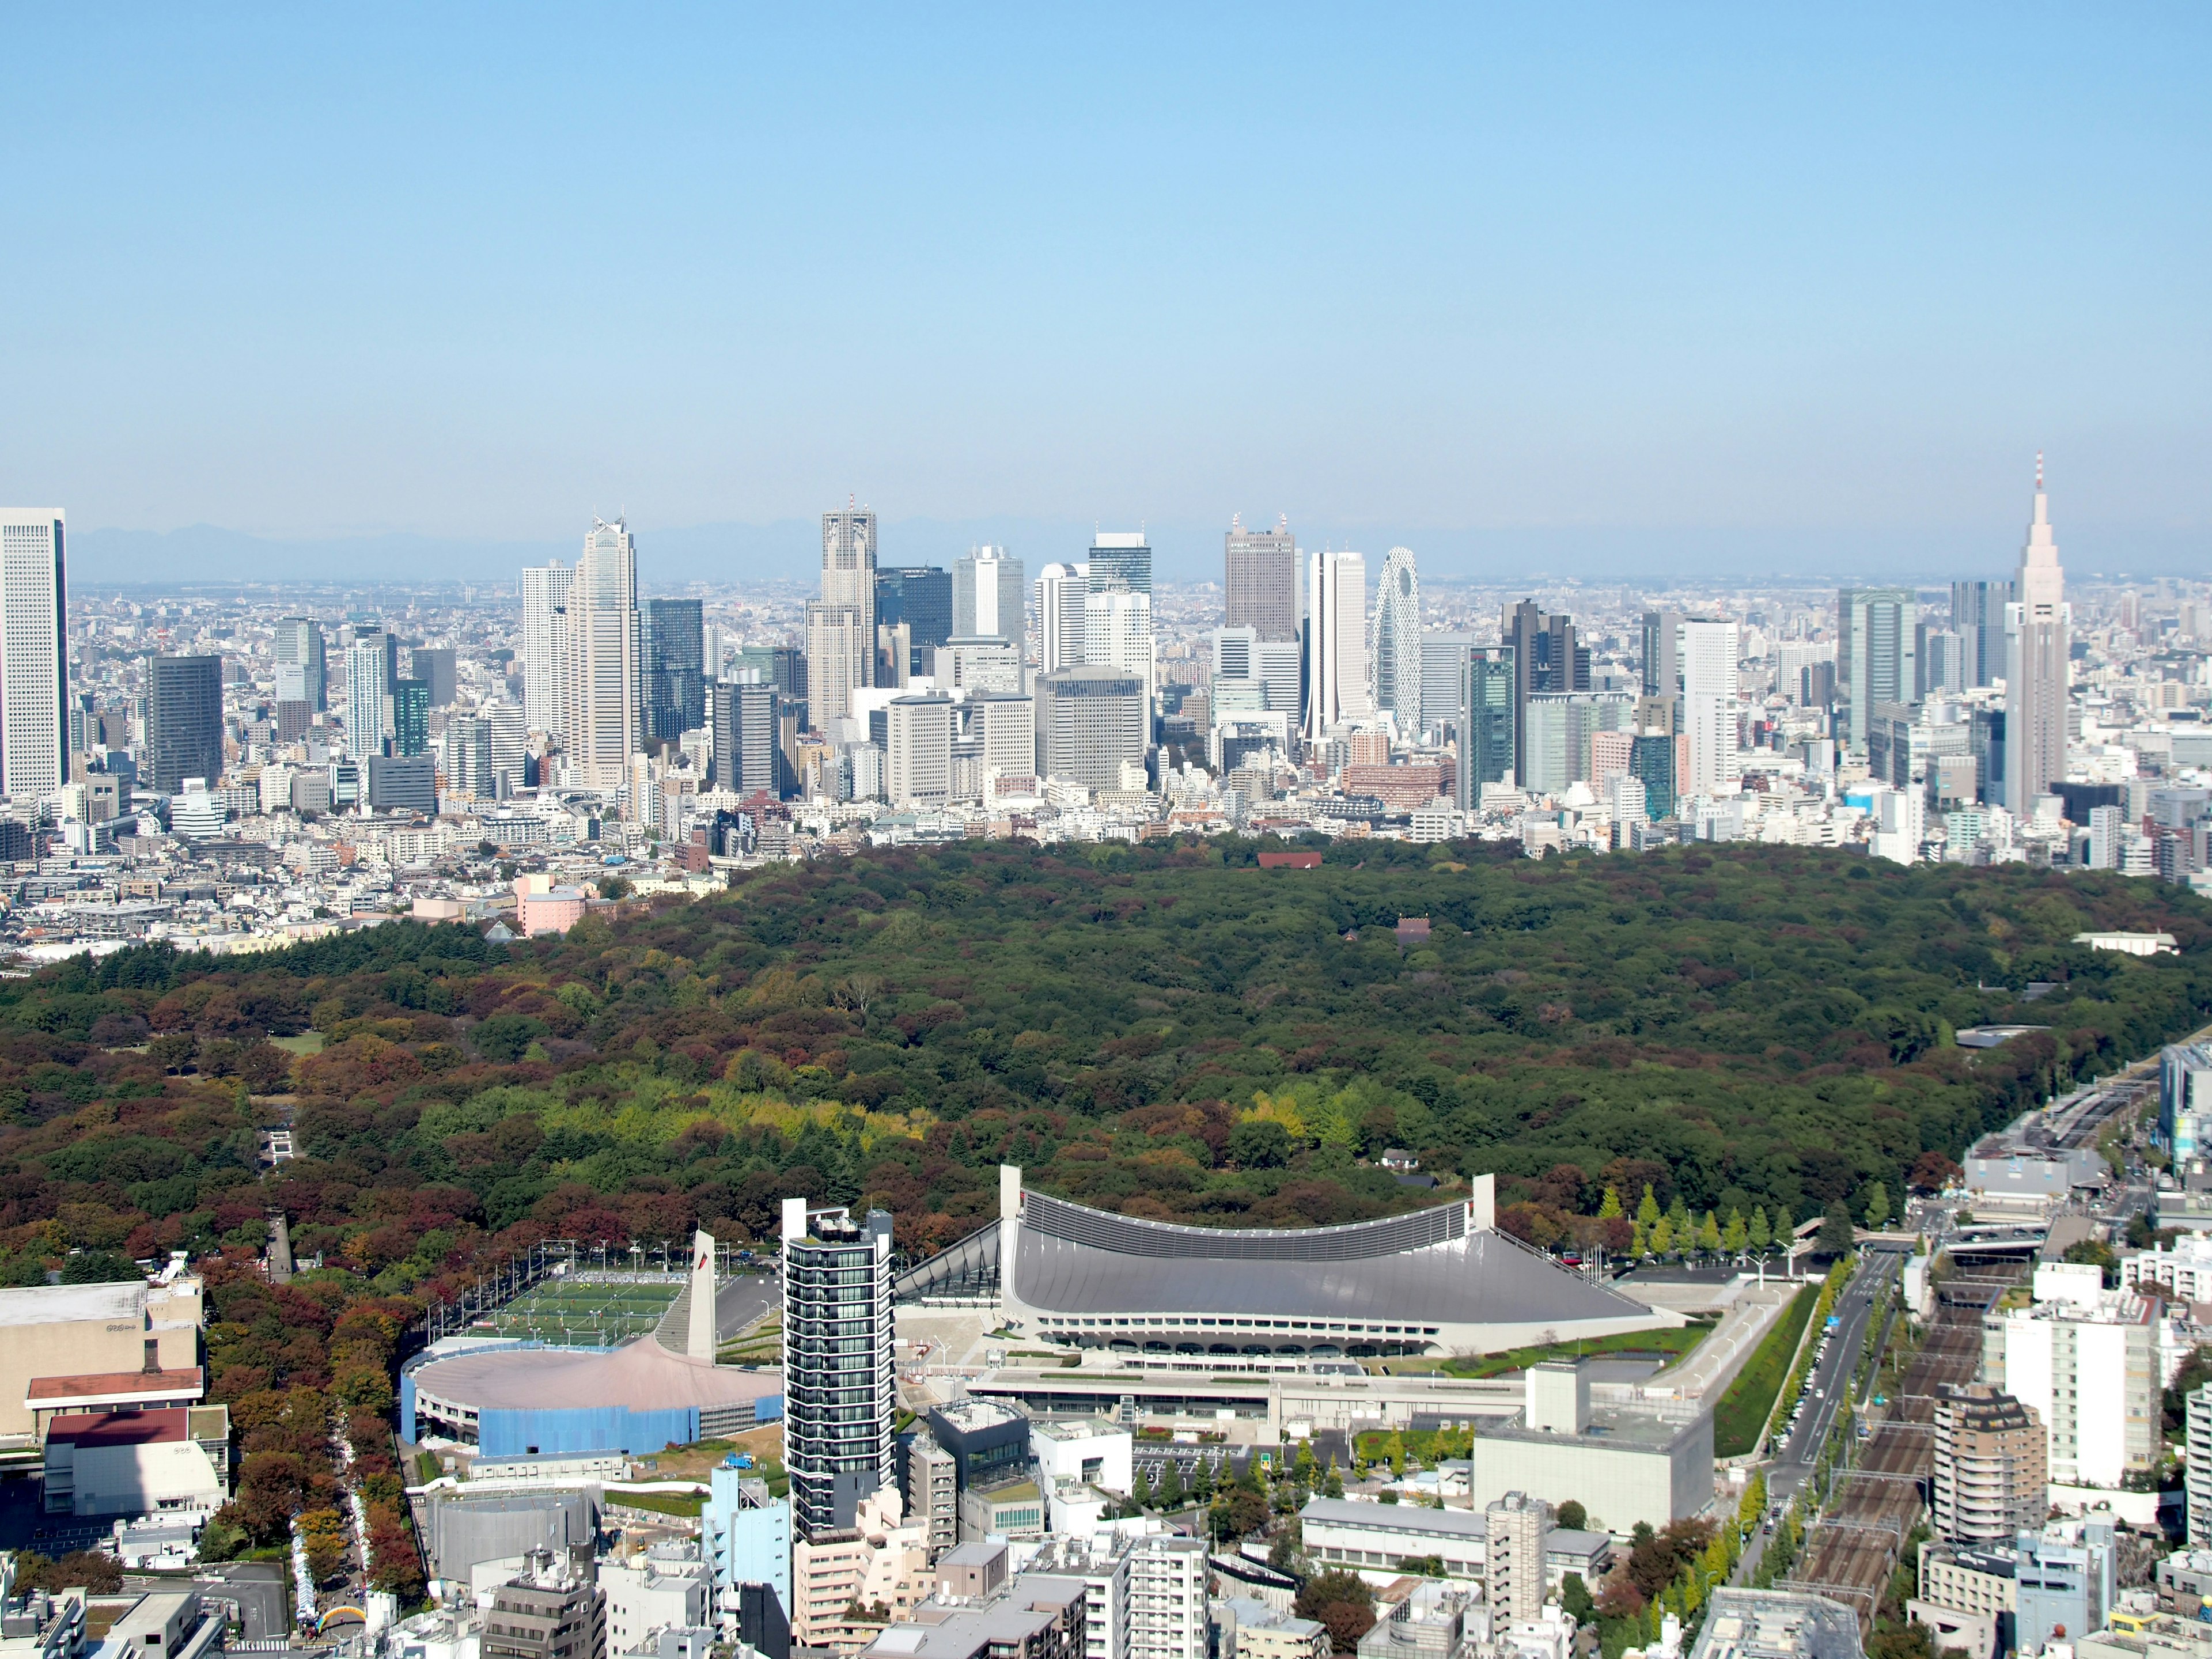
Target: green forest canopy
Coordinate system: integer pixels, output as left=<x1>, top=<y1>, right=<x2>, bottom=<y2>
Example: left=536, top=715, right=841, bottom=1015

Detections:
left=3, top=838, right=2205, bottom=1312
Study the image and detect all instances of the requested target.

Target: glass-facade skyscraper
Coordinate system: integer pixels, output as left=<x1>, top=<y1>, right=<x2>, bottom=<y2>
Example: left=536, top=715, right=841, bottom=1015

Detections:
left=781, top=1199, right=895, bottom=1540
left=642, top=596, right=705, bottom=742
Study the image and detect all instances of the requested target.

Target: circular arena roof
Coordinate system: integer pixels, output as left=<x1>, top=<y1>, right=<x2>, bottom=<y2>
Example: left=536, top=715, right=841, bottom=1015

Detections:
left=412, top=1338, right=781, bottom=1414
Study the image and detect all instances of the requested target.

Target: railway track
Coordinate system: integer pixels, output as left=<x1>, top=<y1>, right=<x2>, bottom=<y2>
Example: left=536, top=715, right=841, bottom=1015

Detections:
left=1779, top=1260, right=2022, bottom=1632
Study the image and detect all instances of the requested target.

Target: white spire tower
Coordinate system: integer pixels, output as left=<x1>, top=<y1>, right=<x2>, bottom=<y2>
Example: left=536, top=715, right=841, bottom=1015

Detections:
left=2004, top=452, right=2069, bottom=817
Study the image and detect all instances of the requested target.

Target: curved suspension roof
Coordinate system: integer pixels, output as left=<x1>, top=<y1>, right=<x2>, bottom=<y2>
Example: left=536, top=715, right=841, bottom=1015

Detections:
left=1011, top=1190, right=1648, bottom=1325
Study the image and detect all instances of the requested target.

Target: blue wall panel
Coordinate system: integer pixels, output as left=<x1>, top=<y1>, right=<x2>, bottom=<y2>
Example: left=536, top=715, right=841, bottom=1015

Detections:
left=479, top=1404, right=699, bottom=1457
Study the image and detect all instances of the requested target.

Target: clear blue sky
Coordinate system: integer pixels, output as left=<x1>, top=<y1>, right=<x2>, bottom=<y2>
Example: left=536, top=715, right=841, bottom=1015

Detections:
left=5, top=6, right=2209, bottom=581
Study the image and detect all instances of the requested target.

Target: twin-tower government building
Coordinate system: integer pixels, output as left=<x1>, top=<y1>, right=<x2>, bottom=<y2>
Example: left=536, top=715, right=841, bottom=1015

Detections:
left=901, top=1165, right=1671, bottom=1359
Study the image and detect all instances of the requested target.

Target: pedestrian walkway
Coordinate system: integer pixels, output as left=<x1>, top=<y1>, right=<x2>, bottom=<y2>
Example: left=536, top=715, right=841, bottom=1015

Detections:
left=1650, top=1280, right=1802, bottom=1400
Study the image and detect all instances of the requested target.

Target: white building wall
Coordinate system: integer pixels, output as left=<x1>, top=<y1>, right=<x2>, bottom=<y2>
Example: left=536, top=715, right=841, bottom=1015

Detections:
left=0, top=509, right=67, bottom=799
left=1084, top=590, right=1156, bottom=708
left=2074, top=1320, right=2131, bottom=1489
left=1126, top=1536, right=1207, bottom=1659
left=1305, top=550, right=1372, bottom=741
left=520, top=563, right=571, bottom=738
left=562, top=520, right=641, bottom=793
left=1037, top=564, right=1088, bottom=673
left=1680, top=619, right=1741, bottom=798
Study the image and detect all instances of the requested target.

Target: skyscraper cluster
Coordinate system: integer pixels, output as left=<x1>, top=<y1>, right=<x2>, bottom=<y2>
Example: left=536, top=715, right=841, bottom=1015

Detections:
left=0, top=453, right=2149, bottom=907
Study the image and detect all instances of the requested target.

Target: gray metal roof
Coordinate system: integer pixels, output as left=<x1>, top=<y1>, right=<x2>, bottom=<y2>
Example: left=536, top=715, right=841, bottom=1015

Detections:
left=1012, top=1192, right=1649, bottom=1325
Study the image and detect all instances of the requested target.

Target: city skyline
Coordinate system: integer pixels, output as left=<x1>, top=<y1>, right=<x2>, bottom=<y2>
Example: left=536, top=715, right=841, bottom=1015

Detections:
left=5, top=10, right=2208, bottom=582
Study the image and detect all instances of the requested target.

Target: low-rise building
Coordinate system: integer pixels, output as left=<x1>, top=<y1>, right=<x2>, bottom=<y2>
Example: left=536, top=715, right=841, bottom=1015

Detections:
left=0, top=1563, right=85, bottom=1659
left=1225, top=1597, right=1328, bottom=1659
left=1687, top=1589, right=1861, bottom=1659
left=1918, top=1540, right=2018, bottom=1633
left=1030, top=1419, right=1133, bottom=1497
left=2077, top=1612, right=2212, bottom=1659
left=105, top=1589, right=227, bottom=1659
left=0, top=1274, right=206, bottom=1451
left=600, top=1543, right=710, bottom=1656
left=790, top=1488, right=933, bottom=1654
left=858, top=1574, right=1088, bottom=1659
left=485, top=1555, right=607, bottom=1659
left=2126, top=1233, right=2212, bottom=1306
left=959, top=1479, right=1046, bottom=1543
left=1467, top=1365, right=1713, bottom=1530
left=1355, top=1583, right=1475, bottom=1659
left=39, top=1406, right=229, bottom=1517
left=1301, top=1497, right=1487, bottom=1581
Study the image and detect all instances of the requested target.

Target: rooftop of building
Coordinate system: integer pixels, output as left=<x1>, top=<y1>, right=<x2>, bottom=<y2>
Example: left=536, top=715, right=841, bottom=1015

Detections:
left=1027, top=1415, right=1123, bottom=1444
left=1690, top=1588, right=1863, bottom=1659
left=928, top=1397, right=1027, bottom=1432
left=44, top=1407, right=192, bottom=1448
left=1009, top=1187, right=1650, bottom=1325
left=1474, top=1402, right=1704, bottom=1452
left=26, top=1371, right=202, bottom=1407
left=408, top=1335, right=782, bottom=1412
left=1301, top=1496, right=1488, bottom=1540
left=1937, top=1384, right=2040, bottom=1431
left=863, top=1580, right=1085, bottom=1658
left=1923, top=1543, right=2018, bottom=1578
left=0, top=1281, right=144, bottom=1327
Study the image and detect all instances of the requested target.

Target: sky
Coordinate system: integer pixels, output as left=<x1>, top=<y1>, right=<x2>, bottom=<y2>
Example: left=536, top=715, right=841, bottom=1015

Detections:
left=5, top=6, right=2209, bottom=586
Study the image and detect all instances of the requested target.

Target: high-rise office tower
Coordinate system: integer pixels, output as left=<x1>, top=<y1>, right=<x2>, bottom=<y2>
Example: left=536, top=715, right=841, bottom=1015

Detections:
left=1837, top=588, right=1919, bottom=752
left=1036, top=667, right=1148, bottom=789
left=885, top=694, right=955, bottom=808
left=1502, top=601, right=1587, bottom=775
left=875, top=566, right=952, bottom=678
left=0, top=510, right=69, bottom=800
left=953, top=548, right=1027, bottom=653
left=407, top=645, right=457, bottom=708
left=806, top=507, right=877, bottom=728
left=1680, top=619, right=1741, bottom=799
left=391, top=679, right=430, bottom=757
left=1035, top=563, right=1088, bottom=673
left=345, top=629, right=396, bottom=760
left=1454, top=645, right=1516, bottom=806
left=563, top=517, right=642, bottom=793
left=1950, top=579, right=2014, bottom=689
left=1225, top=514, right=1297, bottom=642
left=1916, top=623, right=1967, bottom=698
left=1082, top=588, right=1154, bottom=707
left=1369, top=547, right=1421, bottom=738
left=781, top=1198, right=896, bottom=1540
left=641, top=597, right=706, bottom=743
left=2007, top=458, right=2070, bottom=817
left=1640, top=609, right=1682, bottom=699
left=1210, top=626, right=1301, bottom=719
left=520, top=562, right=573, bottom=738
left=143, top=655, right=225, bottom=794
left=272, top=617, right=327, bottom=712
left=711, top=681, right=782, bottom=798
left=484, top=702, right=527, bottom=789
left=1088, top=531, right=1151, bottom=597
left=1304, top=549, right=1370, bottom=741
left=1419, top=632, right=1478, bottom=743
